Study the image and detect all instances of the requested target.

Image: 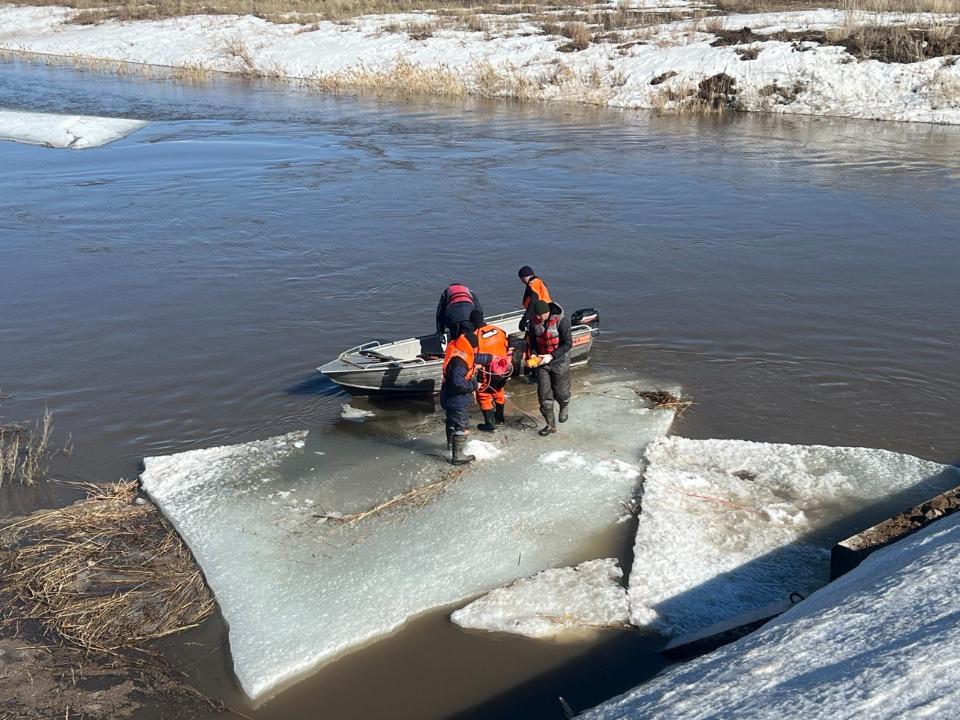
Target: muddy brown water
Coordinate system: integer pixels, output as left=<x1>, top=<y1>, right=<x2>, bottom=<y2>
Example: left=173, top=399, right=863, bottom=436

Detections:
left=2, top=58, right=959, bottom=719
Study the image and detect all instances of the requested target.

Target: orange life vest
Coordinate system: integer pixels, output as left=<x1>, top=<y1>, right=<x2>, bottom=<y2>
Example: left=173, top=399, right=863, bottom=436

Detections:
left=476, top=324, right=509, bottom=358
left=446, top=284, right=473, bottom=306
left=442, top=333, right=477, bottom=380
left=532, top=313, right=562, bottom=355
left=522, top=277, right=552, bottom=309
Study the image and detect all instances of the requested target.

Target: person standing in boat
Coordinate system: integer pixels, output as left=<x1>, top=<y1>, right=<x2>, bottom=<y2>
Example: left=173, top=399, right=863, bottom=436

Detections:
left=517, top=266, right=552, bottom=332
left=436, top=283, right=483, bottom=338
left=469, top=309, right=510, bottom=433
left=527, top=300, right=572, bottom=436
left=440, top=322, right=492, bottom=465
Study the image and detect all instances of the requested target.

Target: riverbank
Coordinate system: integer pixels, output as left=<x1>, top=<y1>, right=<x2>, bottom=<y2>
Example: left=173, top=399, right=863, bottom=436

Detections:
left=1, top=1, right=959, bottom=123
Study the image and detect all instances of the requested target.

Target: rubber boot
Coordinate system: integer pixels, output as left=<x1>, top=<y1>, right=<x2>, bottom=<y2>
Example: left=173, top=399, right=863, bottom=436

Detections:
left=494, top=402, right=505, bottom=425
left=538, top=409, right=557, bottom=436
left=450, top=433, right=475, bottom=465
left=477, top=409, right=496, bottom=433
left=445, top=425, right=453, bottom=450
left=558, top=403, right=569, bottom=424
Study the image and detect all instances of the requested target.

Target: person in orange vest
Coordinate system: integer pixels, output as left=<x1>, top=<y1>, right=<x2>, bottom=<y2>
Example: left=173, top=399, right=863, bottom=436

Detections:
left=517, top=266, right=552, bottom=332
left=527, top=300, right=572, bottom=436
left=469, top=309, right=510, bottom=432
left=440, top=322, right=492, bottom=465
left=436, top=283, right=483, bottom=339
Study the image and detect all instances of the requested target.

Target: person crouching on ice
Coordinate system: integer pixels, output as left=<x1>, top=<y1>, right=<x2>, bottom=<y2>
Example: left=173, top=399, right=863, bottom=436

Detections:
left=440, top=322, right=492, bottom=465
left=527, top=300, right=572, bottom=436
left=469, top=309, right=510, bottom=432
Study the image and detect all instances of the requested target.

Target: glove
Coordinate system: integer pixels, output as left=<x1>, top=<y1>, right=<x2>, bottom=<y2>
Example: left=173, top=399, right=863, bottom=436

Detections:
left=540, top=354, right=553, bottom=365
left=471, top=379, right=479, bottom=391
left=519, top=316, right=528, bottom=332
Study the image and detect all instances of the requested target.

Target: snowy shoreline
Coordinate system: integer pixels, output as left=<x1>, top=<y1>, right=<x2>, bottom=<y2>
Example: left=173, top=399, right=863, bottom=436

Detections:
left=1, top=3, right=960, bottom=124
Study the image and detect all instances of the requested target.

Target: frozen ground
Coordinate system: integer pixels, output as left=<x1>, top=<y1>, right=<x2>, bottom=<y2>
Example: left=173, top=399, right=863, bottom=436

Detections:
left=1, top=4, right=959, bottom=123
left=629, top=437, right=958, bottom=636
left=583, top=510, right=960, bottom=719
left=140, top=382, right=674, bottom=701
left=0, top=108, right=146, bottom=147
left=451, top=558, right=630, bottom=638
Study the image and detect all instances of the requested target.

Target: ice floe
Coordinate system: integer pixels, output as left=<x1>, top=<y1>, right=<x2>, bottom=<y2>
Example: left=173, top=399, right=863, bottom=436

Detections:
left=584, top=511, right=960, bottom=719
left=140, top=381, right=674, bottom=701
left=0, top=109, right=146, bottom=148
left=451, top=558, right=629, bottom=638
left=629, top=437, right=958, bottom=636
left=340, top=403, right=375, bottom=422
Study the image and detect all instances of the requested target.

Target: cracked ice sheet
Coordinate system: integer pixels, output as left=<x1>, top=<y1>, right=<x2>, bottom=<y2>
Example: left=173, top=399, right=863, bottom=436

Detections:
left=629, top=437, right=959, bottom=636
left=140, top=382, right=674, bottom=702
left=584, top=512, right=960, bottom=720
left=0, top=110, right=146, bottom=148
left=451, top=558, right=629, bottom=638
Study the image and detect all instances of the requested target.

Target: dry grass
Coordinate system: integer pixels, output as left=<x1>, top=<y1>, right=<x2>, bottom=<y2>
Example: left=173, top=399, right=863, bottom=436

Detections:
left=0, top=481, right=214, bottom=656
left=559, top=20, right=591, bottom=51
left=0, top=409, right=56, bottom=488
left=316, top=469, right=465, bottom=524
left=635, top=389, right=693, bottom=416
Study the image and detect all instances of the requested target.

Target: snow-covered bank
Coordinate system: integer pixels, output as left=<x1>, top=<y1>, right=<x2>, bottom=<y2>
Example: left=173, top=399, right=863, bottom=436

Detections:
left=582, top=510, right=960, bottom=719
left=1, top=4, right=960, bottom=123
left=140, top=383, right=674, bottom=702
left=0, top=109, right=146, bottom=147
left=629, top=437, right=957, bottom=636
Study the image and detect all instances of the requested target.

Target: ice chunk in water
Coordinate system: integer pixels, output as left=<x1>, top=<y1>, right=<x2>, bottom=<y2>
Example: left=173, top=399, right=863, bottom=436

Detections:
left=0, top=110, right=146, bottom=148
left=629, top=437, right=958, bottom=636
left=140, top=382, right=674, bottom=701
left=451, top=558, right=629, bottom=638
left=340, top=404, right=375, bottom=422
left=585, top=512, right=960, bottom=720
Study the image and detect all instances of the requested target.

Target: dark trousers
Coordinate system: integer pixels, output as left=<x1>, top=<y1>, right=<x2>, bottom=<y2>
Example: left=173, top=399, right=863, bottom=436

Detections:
left=536, top=359, right=571, bottom=417
left=445, top=406, right=470, bottom=435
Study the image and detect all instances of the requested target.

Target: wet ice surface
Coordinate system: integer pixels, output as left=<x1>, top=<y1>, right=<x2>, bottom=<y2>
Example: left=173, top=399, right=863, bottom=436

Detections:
left=585, top=511, right=960, bottom=720
left=451, top=558, right=629, bottom=638
left=629, top=437, right=959, bottom=636
left=140, top=381, right=674, bottom=701
left=0, top=109, right=146, bottom=148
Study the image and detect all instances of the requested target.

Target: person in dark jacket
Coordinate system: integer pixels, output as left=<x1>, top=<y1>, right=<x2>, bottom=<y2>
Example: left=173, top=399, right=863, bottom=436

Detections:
left=527, top=300, right=572, bottom=436
left=436, top=283, right=483, bottom=338
left=440, top=324, right=492, bottom=464
left=517, top=266, right=553, bottom=332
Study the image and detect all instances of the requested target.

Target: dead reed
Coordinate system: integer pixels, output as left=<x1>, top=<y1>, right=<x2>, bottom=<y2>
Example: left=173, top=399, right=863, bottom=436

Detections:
left=635, top=389, right=693, bottom=416
left=0, top=409, right=55, bottom=488
left=0, top=481, right=214, bottom=656
left=316, top=469, right=464, bottom=524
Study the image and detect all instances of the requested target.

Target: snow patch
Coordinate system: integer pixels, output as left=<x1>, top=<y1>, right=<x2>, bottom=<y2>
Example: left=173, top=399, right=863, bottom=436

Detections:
left=464, top=439, right=502, bottom=461
left=629, top=437, right=957, bottom=636
left=341, top=404, right=375, bottom=422
left=585, top=512, right=960, bottom=719
left=451, top=558, right=629, bottom=638
left=0, top=109, right=146, bottom=148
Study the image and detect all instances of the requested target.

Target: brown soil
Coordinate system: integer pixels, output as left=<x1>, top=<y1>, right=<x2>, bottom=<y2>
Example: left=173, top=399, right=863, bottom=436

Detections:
left=649, top=70, right=679, bottom=85
left=711, top=25, right=960, bottom=63
left=697, top=73, right=740, bottom=110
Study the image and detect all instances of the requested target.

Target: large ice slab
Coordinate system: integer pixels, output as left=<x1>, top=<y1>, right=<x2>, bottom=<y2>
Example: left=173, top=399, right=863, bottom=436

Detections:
left=585, top=511, right=960, bottom=720
left=451, top=558, right=629, bottom=638
left=0, top=110, right=146, bottom=148
left=629, top=437, right=957, bottom=636
left=141, top=382, right=674, bottom=701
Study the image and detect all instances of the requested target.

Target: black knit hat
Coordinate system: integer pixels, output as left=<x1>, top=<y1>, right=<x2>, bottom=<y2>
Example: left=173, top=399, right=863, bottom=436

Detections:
left=532, top=300, right=550, bottom=316
left=469, top=308, right=484, bottom=329
left=518, top=265, right=534, bottom=279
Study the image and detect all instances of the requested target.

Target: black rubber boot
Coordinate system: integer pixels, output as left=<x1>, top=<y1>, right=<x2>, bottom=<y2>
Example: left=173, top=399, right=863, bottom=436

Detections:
left=450, top=433, right=476, bottom=465
left=558, top=403, right=569, bottom=423
left=445, top=425, right=453, bottom=450
left=477, top=409, right=496, bottom=433
left=494, top=403, right=505, bottom=425
left=538, top=409, right=557, bottom=436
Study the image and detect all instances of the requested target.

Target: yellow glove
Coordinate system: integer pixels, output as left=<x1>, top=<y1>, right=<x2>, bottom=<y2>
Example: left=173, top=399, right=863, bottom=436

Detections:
left=526, top=355, right=541, bottom=368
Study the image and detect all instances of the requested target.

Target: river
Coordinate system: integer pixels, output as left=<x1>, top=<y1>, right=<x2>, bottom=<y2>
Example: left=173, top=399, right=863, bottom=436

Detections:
left=1, top=58, right=958, bottom=718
